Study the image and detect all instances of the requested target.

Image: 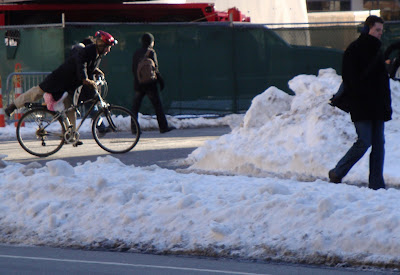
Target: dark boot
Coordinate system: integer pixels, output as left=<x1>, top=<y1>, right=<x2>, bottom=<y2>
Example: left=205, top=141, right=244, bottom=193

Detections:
left=160, top=126, right=176, bottom=134
left=5, top=103, right=16, bottom=117
left=328, top=169, right=342, bottom=183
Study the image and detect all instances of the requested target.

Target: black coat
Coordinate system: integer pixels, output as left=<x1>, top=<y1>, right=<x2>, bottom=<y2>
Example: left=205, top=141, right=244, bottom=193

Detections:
left=39, top=44, right=101, bottom=101
left=342, top=33, right=392, bottom=122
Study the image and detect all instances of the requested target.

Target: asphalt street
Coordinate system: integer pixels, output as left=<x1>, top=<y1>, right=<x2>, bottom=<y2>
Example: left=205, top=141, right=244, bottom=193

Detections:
left=1, top=126, right=232, bottom=168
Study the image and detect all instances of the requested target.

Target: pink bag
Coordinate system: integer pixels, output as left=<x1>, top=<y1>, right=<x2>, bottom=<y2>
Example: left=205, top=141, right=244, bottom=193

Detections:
left=44, top=92, right=68, bottom=112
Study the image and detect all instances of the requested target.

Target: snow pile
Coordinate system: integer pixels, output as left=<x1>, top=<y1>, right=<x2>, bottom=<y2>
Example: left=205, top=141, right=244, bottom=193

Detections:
left=1, top=156, right=400, bottom=269
left=186, top=68, right=400, bottom=187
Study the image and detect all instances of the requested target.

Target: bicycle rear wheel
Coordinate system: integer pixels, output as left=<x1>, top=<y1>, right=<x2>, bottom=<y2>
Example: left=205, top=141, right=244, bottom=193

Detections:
left=16, top=107, right=66, bottom=157
left=92, top=105, right=140, bottom=154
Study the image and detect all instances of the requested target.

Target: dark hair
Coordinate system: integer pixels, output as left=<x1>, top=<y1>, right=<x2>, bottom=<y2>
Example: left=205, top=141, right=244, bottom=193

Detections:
left=364, top=15, right=384, bottom=29
left=142, top=32, right=154, bottom=47
left=81, top=36, right=94, bottom=46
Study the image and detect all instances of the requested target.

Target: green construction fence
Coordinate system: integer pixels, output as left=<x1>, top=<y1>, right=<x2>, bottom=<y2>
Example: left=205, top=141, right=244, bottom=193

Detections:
left=1, top=22, right=344, bottom=115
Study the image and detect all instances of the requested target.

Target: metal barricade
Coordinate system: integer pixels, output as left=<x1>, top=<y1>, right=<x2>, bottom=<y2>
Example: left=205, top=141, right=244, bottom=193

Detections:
left=4, top=72, right=50, bottom=122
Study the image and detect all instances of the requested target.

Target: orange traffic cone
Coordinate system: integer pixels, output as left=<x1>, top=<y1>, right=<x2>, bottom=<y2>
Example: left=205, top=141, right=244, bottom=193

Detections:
left=0, top=75, right=5, bottom=127
left=14, top=63, right=23, bottom=127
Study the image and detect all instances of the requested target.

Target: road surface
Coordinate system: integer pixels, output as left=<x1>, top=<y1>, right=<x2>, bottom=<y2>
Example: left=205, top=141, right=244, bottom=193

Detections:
left=1, top=127, right=231, bottom=168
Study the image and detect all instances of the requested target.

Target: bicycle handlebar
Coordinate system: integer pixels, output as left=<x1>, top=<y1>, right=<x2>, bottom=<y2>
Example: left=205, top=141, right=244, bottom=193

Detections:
left=95, top=75, right=106, bottom=87
left=72, top=76, right=107, bottom=108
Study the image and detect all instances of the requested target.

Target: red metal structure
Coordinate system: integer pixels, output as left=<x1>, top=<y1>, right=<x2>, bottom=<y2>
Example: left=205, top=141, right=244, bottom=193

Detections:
left=0, top=1, right=250, bottom=26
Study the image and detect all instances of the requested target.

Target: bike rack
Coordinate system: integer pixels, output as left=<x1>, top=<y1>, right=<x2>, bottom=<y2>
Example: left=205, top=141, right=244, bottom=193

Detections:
left=4, top=72, right=51, bottom=123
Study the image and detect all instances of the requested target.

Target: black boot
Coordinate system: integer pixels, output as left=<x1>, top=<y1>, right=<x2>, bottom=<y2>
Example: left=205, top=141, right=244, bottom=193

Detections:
left=328, top=169, right=342, bottom=183
left=5, top=103, right=16, bottom=117
left=160, top=126, right=176, bottom=134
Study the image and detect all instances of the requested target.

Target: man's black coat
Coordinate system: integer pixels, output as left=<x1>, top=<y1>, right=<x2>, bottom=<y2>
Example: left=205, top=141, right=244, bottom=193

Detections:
left=39, top=44, right=101, bottom=101
left=342, top=33, right=392, bottom=122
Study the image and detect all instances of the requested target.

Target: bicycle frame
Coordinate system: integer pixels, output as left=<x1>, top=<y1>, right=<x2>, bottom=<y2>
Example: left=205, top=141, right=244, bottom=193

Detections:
left=45, top=77, right=110, bottom=142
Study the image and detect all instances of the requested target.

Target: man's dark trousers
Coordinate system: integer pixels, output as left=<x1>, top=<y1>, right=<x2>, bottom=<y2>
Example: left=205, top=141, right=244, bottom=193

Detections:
left=332, top=120, right=385, bottom=190
left=132, top=82, right=168, bottom=131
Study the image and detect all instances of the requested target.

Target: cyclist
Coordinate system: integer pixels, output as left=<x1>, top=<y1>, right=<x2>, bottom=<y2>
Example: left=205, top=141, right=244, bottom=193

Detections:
left=5, top=30, right=118, bottom=138
left=70, top=36, right=104, bottom=121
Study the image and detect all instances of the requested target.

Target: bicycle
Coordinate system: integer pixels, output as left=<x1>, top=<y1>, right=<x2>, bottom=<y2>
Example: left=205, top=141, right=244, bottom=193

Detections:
left=16, top=76, right=141, bottom=157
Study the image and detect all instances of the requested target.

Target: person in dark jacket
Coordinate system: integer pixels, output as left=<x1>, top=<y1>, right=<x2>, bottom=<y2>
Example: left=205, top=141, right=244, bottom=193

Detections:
left=329, top=15, right=392, bottom=190
left=70, top=36, right=95, bottom=57
left=384, top=40, right=400, bottom=79
left=70, top=36, right=102, bottom=115
left=5, top=30, right=117, bottom=133
left=131, top=32, right=174, bottom=133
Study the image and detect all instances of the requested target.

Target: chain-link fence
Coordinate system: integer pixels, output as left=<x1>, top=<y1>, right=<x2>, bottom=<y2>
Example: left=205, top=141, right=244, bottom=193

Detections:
left=4, top=21, right=400, bottom=115
left=266, top=22, right=361, bottom=51
left=266, top=21, right=400, bottom=52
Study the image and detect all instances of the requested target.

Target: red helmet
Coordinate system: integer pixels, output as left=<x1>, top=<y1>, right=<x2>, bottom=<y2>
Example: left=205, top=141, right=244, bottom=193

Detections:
left=95, top=30, right=118, bottom=46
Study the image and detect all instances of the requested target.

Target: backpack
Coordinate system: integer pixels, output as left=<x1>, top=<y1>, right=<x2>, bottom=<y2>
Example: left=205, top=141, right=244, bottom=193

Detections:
left=329, top=82, right=350, bottom=113
left=137, top=49, right=157, bottom=84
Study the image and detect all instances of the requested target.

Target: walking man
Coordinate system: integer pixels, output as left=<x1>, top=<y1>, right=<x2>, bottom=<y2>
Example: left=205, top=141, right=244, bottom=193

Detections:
left=329, top=15, right=392, bottom=190
left=131, top=32, right=174, bottom=133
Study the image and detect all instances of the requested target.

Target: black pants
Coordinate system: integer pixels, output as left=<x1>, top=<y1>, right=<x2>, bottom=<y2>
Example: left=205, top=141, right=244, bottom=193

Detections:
left=132, top=83, right=168, bottom=132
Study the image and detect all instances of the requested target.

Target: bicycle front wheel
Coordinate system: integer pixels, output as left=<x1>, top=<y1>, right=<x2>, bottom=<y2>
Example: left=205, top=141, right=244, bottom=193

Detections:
left=92, top=105, right=140, bottom=154
left=16, top=108, right=66, bottom=157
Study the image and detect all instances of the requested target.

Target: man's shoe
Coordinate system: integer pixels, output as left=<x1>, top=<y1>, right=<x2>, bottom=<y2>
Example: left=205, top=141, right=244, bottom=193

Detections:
left=73, top=141, right=83, bottom=147
left=160, top=126, right=176, bottom=134
left=97, top=126, right=112, bottom=138
left=5, top=103, right=16, bottom=117
left=328, top=169, right=342, bottom=183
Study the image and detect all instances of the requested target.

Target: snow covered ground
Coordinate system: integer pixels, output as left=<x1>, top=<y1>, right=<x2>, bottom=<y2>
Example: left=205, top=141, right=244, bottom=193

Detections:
left=1, top=68, right=400, bottom=270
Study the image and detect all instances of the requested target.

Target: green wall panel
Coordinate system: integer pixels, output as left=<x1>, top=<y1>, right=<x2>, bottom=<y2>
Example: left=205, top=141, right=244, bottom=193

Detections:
left=1, top=23, right=344, bottom=115
left=1, top=27, right=63, bottom=85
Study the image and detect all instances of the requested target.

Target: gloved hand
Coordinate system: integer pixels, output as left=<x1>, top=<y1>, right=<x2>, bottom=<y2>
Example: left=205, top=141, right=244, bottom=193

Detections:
left=83, top=79, right=97, bottom=89
left=384, top=106, right=393, bottom=122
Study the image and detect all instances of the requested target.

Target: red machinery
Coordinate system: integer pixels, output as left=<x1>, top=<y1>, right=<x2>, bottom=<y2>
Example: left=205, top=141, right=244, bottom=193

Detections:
left=0, top=1, right=250, bottom=26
